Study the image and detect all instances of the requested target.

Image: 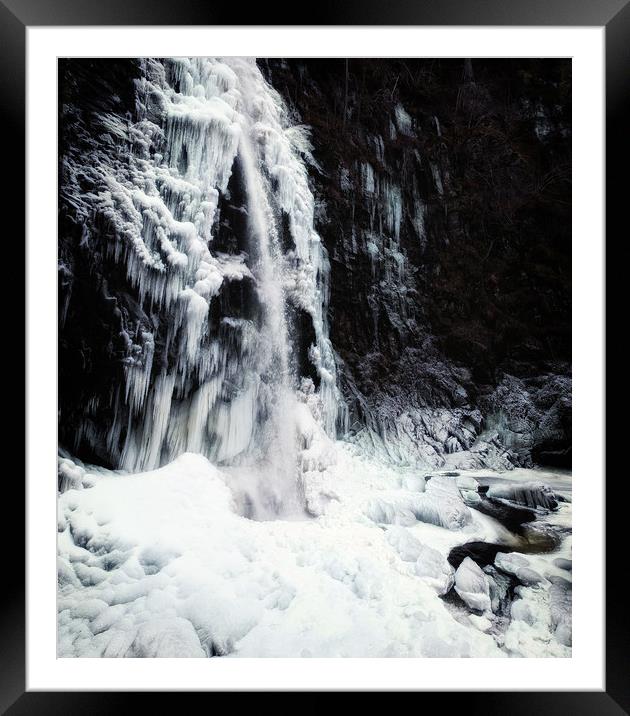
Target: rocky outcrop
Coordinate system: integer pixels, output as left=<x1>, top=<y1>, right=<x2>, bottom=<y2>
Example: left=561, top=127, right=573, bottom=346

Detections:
left=58, top=58, right=572, bottom=470
left=263, top=59, right=571, bottom=468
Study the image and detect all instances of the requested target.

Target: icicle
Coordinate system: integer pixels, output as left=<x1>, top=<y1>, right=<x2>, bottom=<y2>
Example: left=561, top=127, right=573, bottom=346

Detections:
left=71, top=56, right=347, bottom=495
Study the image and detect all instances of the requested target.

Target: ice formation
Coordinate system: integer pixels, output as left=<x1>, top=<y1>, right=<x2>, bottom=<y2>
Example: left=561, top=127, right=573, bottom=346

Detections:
left=487, top=482, right=559, bottom=511
left=64, top=58, right=345, bottom=512
left=454, top=557, right=492, bottom=613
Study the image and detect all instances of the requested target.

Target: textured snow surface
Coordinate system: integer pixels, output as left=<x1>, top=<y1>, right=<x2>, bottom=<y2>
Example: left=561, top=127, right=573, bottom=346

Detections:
left=58, top=450, right=571, bottom=658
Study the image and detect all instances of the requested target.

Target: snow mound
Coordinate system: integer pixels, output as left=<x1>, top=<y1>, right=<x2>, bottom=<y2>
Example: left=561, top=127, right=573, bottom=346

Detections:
left=385, top=527, right=454, bottom=595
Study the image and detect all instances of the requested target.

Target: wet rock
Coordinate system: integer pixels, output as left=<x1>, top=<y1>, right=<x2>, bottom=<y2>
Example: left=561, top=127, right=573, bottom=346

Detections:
left=471, top=496, right=536, bottom=533
left=448, top=541, right=507, bottom=570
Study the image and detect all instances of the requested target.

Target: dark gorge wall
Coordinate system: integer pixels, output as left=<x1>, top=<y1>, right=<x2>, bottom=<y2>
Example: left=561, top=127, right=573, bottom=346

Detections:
left=262, top=58, right=571, bottom=469
left=58, top=58, right=572, bottom=471
left=59, top=59, right=143, bottom=467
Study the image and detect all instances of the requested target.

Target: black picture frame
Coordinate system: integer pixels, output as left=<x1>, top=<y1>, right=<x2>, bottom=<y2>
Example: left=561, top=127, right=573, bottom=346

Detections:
left=5, top=0, right=623, bottom=709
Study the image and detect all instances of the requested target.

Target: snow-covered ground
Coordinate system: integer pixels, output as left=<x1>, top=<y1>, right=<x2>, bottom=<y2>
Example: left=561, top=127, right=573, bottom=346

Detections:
left=57, top=444, right=571, bottom=658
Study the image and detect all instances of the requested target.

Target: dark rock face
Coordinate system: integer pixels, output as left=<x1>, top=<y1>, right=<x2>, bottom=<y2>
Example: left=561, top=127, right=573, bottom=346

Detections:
left=59, top=59, right=145, bottom=466
left=58, top=58, right=571, bottom=470
left=262, top=58, right=571, bottom=468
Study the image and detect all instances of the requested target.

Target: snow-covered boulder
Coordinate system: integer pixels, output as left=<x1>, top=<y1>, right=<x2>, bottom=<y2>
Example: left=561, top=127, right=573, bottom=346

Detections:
left=454, top=557, right=491, bottom=612
left=495, top=552, right=544, bottom=587
left=494, top=551, right=529, bottom=575
left=385, top=527, right=454, bottom=595
left=417, top=475, right=472, bottom=530
left=414, top=544, right=455, bottom=595
left=456, top=475, right=479, bottom=491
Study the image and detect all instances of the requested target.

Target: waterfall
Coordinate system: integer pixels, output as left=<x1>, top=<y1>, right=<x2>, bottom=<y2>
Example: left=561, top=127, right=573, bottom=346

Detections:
left=75, top=57, right=346, bottom=513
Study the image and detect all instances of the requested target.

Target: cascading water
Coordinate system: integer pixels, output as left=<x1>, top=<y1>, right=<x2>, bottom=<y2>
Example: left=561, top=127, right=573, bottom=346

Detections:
left=66, top=57, right=346, bottom=517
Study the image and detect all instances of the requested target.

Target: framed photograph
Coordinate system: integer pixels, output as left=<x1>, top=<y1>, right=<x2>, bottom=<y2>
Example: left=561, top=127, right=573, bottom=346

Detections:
left=6, top=0, right=622, bottom=708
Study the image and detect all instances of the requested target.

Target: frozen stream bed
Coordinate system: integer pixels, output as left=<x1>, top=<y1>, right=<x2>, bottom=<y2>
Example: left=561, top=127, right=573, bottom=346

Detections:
left=57, top=447, right=572, bottom=658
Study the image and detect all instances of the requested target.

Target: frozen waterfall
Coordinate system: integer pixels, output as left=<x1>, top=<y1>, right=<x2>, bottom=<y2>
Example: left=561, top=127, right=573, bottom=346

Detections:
left=71, top=57, right=346, bottom=514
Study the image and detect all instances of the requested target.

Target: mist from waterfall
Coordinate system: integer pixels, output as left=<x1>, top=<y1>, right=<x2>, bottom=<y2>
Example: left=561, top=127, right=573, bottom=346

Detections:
left=72, top=57, right=346, bottom=517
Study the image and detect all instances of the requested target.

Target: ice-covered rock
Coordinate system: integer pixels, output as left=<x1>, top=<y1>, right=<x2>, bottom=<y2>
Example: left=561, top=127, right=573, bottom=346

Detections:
left=366, top=475, right=471, bottom=530
left=454, top=557, right=492, bottom=613
left=460, top=490, right=482, bottom=506
left=549, top=576, right=572, bottom=646
left=58, top=457, right=97, bottom=492
left=483, top=565, right=514, bottom=615
left=487, top=481, right=558, bottom=511
left=494, top=552, right=544, bottom=587
left=414, top=544, right=455, bottom=595
left=454, top=474, right=482, bottom=506
left=456, top=475, right=479, bottom=491
left=418, top=475, right=472, bottom=530
left=481, top=374, right=572, bottom=468
left=385, top=527, right=454, bottom=594
left=516, top=567, right=544, bottom=586
left=365, top=496, right=418, bottom=527
left=494, top=551, right=529, bottom=576
left=553, top=557, right=572, bottom=572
